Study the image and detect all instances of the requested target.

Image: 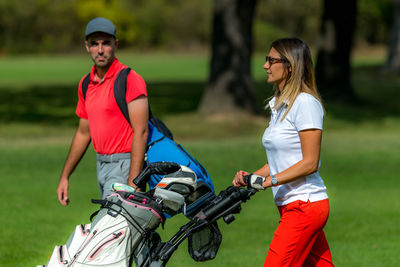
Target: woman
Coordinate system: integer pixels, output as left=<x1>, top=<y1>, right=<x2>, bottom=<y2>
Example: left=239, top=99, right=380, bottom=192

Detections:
left=233, top=38, right=334, bottom=266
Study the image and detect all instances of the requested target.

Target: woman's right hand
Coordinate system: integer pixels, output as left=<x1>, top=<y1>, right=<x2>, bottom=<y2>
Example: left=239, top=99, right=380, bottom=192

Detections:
left=233, top=170, right=250, bottom=187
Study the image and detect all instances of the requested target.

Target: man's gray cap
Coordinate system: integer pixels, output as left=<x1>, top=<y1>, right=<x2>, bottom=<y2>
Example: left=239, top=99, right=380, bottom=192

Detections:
left=85, top=17, right=116, bottom=39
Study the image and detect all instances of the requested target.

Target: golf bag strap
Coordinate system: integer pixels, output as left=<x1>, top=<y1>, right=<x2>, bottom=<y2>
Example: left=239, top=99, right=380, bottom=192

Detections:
left=91, top=197, right=150, bottom=238
left=147, top=135, right=167, bottom=149
left=113, top=68, right=174, bottom=139
left=89, top=199, right=106, bottom=221
left=80, top=69, right=173, bottom=140
left=89, top=210, right=99, bottom=222
left=80, top=68, right=131, bottom=124
left=81, top=73, right=90, bottom=100
left=113, top=67, right=131, bottom=124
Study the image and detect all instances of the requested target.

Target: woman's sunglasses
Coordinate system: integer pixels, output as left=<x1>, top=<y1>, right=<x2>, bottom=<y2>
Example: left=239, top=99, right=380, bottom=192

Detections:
left=265, top=56, right=287, bottom=65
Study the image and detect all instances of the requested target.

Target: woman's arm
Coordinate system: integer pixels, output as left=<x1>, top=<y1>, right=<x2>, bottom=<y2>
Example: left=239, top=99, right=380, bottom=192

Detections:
left=262, top=129, right=322, bottom=188
left=254, top=163, right=270, bottom=177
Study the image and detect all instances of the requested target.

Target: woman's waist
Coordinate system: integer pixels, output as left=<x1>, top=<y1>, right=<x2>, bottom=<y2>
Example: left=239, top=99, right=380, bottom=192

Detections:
left=271, top=174, right=328, bottom=205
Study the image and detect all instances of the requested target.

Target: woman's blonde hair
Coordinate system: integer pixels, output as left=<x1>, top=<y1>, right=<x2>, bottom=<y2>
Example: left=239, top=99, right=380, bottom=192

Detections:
left=268, top=37, right=323, bottom=120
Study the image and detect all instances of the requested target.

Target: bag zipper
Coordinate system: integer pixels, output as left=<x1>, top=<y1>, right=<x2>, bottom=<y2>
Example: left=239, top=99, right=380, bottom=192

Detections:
left=88, top=231, right=124, bottom=260
left=68, top=229, right=97, bottom=266
left=58, top=245, right=68, bottom=265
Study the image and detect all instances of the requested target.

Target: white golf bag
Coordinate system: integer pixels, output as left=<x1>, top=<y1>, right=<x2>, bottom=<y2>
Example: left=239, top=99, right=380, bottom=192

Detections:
left=42, top=164, right=198, bottom=267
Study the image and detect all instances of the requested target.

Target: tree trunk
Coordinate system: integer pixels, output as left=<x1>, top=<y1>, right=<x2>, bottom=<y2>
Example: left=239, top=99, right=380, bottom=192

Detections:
left=315, top=0, right=357, bottom=102
left=198, top=0, right=258, bottom=114
left=385, top=0, right=400, bottom=71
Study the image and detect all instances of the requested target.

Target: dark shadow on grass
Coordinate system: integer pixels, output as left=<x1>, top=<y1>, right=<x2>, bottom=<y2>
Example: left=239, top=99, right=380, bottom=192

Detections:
left=0, top=81, right=207, bottom=125
left=0, top=84, right=78, bottom=125
left=1, top=66, right=399, bottom=126
left=325, top=65, right=400, bottom=122
left=255, top=64, right=400, bottom=123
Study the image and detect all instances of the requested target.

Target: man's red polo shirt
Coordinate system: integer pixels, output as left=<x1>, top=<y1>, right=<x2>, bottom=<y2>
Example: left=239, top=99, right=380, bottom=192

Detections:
left=75, top=58, right=147, bottom=155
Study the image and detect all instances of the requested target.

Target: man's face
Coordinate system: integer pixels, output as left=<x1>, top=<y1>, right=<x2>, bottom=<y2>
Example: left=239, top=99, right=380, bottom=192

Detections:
left=85, top=33, right=118, bottom=69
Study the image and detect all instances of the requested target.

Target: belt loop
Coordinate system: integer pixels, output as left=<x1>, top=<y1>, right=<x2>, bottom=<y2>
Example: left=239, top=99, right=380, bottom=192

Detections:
left=97, top=153, right=131, bottom=163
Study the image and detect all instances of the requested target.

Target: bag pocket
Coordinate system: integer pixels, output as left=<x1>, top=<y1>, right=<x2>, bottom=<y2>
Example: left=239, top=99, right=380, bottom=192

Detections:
left=87, top=230, right=126, bottom=261
left=46, top=245, right=72, bottom=266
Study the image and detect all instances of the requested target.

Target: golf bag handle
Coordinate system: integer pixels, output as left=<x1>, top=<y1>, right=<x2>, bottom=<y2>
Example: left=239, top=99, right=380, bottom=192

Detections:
left=243, top=174, right=257, bottom=189
left=133, top=161, right=181, bottom=188
left=243, top=174, right=251, bottom=186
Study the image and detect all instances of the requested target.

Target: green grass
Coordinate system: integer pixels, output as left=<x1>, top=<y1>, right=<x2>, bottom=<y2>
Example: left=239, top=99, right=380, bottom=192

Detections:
left=1, top=50, right=400, bottom=266
left=1, top=121, right=400, bottom=266
left=0, top=51, right=279, bottom=88
left=0, top=51, right=211, bottom=88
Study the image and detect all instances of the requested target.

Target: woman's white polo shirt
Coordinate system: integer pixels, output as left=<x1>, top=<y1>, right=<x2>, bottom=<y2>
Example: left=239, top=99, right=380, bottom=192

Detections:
left=262, top=93, right=328, bottom=206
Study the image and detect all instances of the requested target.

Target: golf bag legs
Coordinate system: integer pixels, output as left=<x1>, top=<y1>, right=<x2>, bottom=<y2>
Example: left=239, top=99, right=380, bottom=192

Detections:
left=134, top=232, right=163, bottom=267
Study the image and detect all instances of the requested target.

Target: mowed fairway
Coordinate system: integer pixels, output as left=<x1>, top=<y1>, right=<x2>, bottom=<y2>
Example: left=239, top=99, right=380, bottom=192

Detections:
left=1, top=51, right=399, bottom=266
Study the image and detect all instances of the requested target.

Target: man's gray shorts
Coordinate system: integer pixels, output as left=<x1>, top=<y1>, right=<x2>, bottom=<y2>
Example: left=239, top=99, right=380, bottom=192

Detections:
left=96, top=153, right=131, bottom=199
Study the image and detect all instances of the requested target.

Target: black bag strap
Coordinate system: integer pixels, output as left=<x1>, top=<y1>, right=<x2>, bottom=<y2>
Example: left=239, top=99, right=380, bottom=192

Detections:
left=91, top=197, right=149, bottom=237
left=149, top=116, right=173, bottom=140
left=89, top=199, right=106, bottom=221
left=89, top=210, right=100, bottom=222
left=114, top=67, right=132, bottom=124
left=81, top=73, right=91, bottom=100
left=116, top=68, right=174, bottom=140
left=80, top=68, right=131, bottom=124
left=80, top=68, right=174, bottom=139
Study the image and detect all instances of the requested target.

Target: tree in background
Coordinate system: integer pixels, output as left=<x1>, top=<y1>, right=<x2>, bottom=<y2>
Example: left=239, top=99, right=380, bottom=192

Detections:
left=199, top=0, right=259, bottom=114
left=386, top=0, right=400, bottom=71
left=315, top=0, right=358, bottom=102
left=254, top=0, right=322, bottom=52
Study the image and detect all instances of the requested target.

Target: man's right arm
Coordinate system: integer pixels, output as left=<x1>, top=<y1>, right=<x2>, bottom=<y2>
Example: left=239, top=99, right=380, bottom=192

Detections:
left=57, top=118, right=91, bottom=206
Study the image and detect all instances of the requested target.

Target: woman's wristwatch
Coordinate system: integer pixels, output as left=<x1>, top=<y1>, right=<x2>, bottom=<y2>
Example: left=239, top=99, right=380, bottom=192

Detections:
left=270, top=175, right=279, bottom=186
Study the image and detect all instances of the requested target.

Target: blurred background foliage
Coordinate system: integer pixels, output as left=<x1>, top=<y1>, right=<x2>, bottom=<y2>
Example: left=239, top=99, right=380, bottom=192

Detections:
left=0, top=0, right=212, bottom=53
left=0, top=0, right=392, bottom=54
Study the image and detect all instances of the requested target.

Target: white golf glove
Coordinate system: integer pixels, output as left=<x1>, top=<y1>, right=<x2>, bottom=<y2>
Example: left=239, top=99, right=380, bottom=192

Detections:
left=245, top=174, right=265, bottom=191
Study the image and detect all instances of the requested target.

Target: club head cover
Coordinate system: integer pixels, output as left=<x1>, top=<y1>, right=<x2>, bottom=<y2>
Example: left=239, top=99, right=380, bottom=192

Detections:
left=154, top=187, right=185, bottom=214
left=156, top=165, right=198, bottom=192
left=111, top=183, right=136, bottom=193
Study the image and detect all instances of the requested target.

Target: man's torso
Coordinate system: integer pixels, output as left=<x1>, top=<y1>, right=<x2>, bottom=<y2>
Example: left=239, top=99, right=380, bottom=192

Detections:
left=75, top=58, right=147, bottom=154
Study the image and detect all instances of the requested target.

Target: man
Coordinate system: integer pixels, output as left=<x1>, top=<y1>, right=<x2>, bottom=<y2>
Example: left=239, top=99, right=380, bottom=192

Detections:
left=57, top=17, right=149, bottom=206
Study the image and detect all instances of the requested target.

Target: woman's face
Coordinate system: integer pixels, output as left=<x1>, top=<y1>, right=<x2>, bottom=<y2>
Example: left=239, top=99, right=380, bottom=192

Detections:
left=264, top=47, right=288, bottom=90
